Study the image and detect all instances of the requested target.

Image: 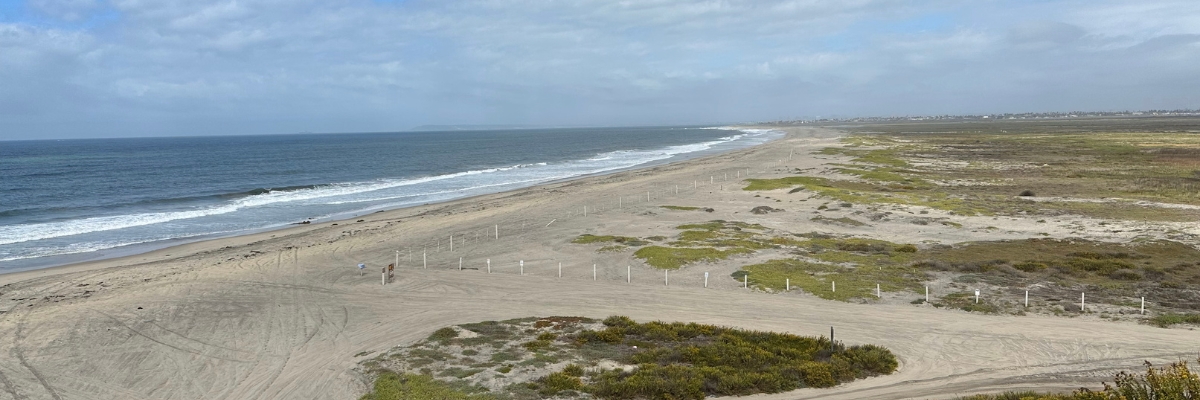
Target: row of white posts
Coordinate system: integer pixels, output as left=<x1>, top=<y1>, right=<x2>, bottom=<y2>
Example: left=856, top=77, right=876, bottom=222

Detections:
left=384, top=257, right=1155, bottom=315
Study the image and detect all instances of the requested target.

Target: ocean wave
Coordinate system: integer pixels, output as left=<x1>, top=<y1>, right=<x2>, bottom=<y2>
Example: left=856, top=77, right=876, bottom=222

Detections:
left=0, top=129, right=774, bottom=256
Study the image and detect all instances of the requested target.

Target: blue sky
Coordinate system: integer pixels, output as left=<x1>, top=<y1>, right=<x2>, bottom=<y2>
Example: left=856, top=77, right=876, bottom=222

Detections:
left=1, top=0, right=1198, bottom=139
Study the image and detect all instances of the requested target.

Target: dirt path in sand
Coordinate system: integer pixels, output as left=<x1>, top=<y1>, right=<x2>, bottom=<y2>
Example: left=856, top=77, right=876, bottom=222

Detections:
left=0, top=127, right=1197, bottom=400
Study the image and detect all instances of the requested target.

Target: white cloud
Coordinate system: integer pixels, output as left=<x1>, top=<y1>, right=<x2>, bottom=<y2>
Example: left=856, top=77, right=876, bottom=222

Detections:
left=0, top=0, right=1197, bottom=139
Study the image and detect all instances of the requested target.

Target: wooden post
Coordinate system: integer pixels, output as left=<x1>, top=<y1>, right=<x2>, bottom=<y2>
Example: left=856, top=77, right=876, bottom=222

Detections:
left=830, top=327, right=834, bottom=350
left=459, top=257, right=463, bottom=271
left=1141, top=297, right=1145, bottom=314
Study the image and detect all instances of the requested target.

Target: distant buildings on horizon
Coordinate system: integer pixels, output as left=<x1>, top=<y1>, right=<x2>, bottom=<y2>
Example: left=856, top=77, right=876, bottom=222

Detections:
left=766, top=108, right=1200, bottom=125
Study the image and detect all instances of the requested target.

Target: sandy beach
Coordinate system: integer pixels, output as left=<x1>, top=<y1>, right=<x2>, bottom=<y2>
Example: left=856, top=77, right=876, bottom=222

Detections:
left=1, top=126, right=1198, bottom=400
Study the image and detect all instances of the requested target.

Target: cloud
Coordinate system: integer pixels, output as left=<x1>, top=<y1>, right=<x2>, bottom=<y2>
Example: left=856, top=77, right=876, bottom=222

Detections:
left=0, top=0, right=1197, bottom=139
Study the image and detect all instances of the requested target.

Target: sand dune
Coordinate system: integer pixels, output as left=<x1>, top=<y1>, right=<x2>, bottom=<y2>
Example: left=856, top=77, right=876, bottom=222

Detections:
left=0, top=127, right=1197, bottom=400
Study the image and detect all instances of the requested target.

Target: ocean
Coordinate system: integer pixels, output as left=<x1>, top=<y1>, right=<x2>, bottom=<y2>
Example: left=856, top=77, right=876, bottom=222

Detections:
left=0, top=126, right=779, bottom=272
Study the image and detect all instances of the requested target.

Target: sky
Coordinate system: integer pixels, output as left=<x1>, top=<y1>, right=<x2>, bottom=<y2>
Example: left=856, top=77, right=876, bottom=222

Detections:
left=1, top=0, right=1198, bottom=139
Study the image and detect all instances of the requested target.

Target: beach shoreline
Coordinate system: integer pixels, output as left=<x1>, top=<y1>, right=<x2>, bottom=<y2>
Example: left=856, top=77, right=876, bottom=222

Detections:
left=0, top=126, right=784, bottom=286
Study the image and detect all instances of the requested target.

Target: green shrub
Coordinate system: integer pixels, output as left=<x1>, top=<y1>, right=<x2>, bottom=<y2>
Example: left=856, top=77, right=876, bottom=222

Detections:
left=562, top=364, right=584, bottom=377
left=428, top=327, right=458, bottom=342
left=538, top=371, right=583, bottom=395
left=895, top=244, right=918, bottom=253
left=1149, top=313, right=1200, bottom=328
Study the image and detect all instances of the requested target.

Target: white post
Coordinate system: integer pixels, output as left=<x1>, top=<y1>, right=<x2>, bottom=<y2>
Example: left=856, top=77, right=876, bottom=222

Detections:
left=665, top=270, right=668, bottom=286
left=790, top=149, right=794, bottom=159
left=743, top=273, right=748, bottom=288
left=646, top=191, right=650, bottom=202
left=583, top=206, right=586, bottom=217
left=926, top=286, right=929, bottom=303
left=619, top=197, right=622, bottom=209
left=704, top=272, right=709, bottom=288
left=487, top=259, right=491, bottom=273
left=737, top=170, right=740, bottom=178
left=593, top=264, right=597, bottom=281
left=423, top=251, right=427, bottom=269
left=545, top=219, right=555, bottom=227
left=975, top=289, right=980, bottom=304
left=558, top=262, right=562, bottom=278
left=520, top=260, right=524, bottom=275
left=495, top=224, right=499, bottom=239
left=1081, top=292, right=1085, bottom=313
left=1141, top=297, right=1145, bottom=314
left=459, top=257, right=463, bottom=271
left=382, top=271, right=386, bottom=285
left=694, top=180, right=697, bottom=189
left=786, top=278, right=790, bottom=291
left=449, top=234, right=453, bottom=252
left=832, top=281, right=836, bottom=292
left=627, top=266, right=630, bottom=283
left=675, top=185, right=678, bottom=195
left=876, top=284, right=880, bottom=298
left=395, top=250, right=399, bottom=268
left=1025, top=290, right=1029, bottom=307
left=711, top=176, right=714, bottom=184
left=724, top=172, right=727, bottom=180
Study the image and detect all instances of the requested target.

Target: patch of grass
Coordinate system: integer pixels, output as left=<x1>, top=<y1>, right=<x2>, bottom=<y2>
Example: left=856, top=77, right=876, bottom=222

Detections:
left=597, top=245, right=627, bottom=253
left=1148, top=313, right=1200, bottom=328
left=741, top=259, right=925, bottom=301
left=661, top=205, right=701, bottom=211
left=358, top=371, right=496, bottom=400
left=634, top=246, right=751, bottom=270
left=572, top=234, right=648, bottom=246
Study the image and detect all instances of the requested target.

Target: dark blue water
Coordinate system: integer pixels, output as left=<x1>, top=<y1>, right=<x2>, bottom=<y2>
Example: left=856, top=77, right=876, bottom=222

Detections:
left=0, top=126, right=779, bottom=271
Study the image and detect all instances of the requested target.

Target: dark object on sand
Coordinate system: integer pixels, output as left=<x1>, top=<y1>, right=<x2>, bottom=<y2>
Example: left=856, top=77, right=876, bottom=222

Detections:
left=295, top=220, right=311, bottom=225
left=751, top=206, right=782, bottom=214
left=703, top=208, right=715, bottom=213
left=1019, top=190, right=1035, bottom=197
